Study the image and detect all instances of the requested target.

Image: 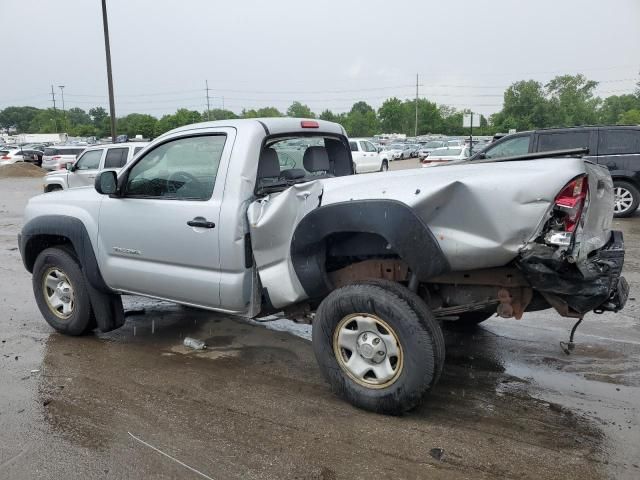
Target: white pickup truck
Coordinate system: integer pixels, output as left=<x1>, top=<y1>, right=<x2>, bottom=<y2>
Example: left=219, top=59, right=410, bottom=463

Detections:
left=19, top=118, right=627, bottom=414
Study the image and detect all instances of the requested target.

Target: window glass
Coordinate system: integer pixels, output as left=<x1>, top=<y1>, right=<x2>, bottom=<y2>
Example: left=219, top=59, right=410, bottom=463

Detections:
left=125, top=135, right=225, bottom=200
left=104, top=147, right=128, bottom=168
left=485, top=135, right=531, bottom=159
left=598, top=129, right=640, bottom=155
left=349, top=141, right=358, bottom=152
left=44, top=148, right=58, bottom=156
left=537, top=131, right=590, bottom=152
left=364, top=141, right=377, bottom=152
left=75, top=150, right=102, bottom=170
left=134, top=146, right=144, bottom=155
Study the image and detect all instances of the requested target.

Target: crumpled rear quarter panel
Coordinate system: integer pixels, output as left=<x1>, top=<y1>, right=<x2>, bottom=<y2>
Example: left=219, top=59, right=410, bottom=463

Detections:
left=249, top=158, right=591, bottom=307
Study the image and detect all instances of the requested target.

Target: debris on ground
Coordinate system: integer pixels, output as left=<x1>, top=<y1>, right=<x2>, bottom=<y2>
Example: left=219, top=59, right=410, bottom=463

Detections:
left=183, top=337, right=207, bottom=350
left=429, top=447, right=445, bottom=461
left=0, top=163, right=46, bottom=178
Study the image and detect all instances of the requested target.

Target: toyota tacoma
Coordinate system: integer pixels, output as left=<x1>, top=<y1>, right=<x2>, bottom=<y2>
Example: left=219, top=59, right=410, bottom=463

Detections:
left=19, top=118, right=628, bottom=414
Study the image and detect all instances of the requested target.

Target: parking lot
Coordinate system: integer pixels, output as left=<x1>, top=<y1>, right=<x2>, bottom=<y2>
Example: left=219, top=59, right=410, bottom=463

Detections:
left=0, top=164, right=638, bottom=480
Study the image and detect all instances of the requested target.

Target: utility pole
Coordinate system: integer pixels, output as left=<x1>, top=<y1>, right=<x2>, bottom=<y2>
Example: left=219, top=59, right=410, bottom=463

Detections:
left=205, top=80, right=211, bottom=120
left=58, top=85, right=66, bottom=133
left=50, top=85, right=58, bottom=133
left=101, top=0, right=117, bottom=143
left=414, top=73, right=419, bottom=138
left=222, top=96, right=225, bottom=111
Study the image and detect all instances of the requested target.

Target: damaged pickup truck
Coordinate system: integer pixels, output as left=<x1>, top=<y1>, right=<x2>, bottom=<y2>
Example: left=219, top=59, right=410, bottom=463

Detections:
left=19, top=118, right=628, bottom=414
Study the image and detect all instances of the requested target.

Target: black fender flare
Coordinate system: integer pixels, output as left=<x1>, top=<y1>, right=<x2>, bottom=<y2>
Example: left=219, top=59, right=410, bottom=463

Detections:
left=19, top=215, right=124, bottom=332
left=290, top=199, right=450, bottom=298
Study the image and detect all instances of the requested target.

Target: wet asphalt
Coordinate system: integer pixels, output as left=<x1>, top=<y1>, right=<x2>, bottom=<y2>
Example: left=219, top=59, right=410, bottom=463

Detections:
left=0, top=171, right=639, bottom=480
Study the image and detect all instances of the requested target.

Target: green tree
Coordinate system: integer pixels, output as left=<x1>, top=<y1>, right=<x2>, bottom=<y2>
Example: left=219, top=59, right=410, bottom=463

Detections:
left=343, top=101, right=378, bottom=137
left=599, top=94, right=640, bottom=124
left=65, top=107, right=91, bottom=131
left=89, top=107, right=108, bottom=128
left=205, top=109, right=239, bottom=120
left=117, top=113, right=158, bottom=139
left=545, top=74, right=599, bottom=126
left=28, top=108, right=62, bottom=133
left=0, top=106, right=41, bottom=133
left=286, top=101, right=315, bottom=118
left=378, top=98, right=404, bottom=133
left=492, top=80, right=550, bottom=131
left=154, top=109, right=202, bottom=136
left=618, top=109, right=640, bottom=125
left=318, top=109, right=340, bottom=123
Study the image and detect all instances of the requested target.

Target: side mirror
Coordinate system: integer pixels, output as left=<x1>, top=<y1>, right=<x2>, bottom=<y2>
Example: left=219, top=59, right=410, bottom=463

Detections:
left=95, top=170, right=118, bottom=195
left=66, top=162, right=75, bottom=171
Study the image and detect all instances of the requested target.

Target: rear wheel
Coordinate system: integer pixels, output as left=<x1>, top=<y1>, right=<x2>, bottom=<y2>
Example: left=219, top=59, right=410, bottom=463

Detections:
left=33, top=247, right=94, bottom=336
left=613, top=181, right=639, bottom=218
left=380, top=160, right=388, bottom=172
left=313, top=283, right=444, bottom=414
left=45, top=185, right=63, bottom=193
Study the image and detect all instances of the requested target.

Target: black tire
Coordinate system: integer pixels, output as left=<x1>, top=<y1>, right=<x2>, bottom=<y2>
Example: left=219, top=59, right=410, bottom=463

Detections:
left=45, top=185, right=63, bottom=193
left=380, top=160, right=388, bottom=172
left=313, top=283, right=445, bottom=415
left=359, top=279, right=445, bottom=384
left=33, top=247, right=94, bottom=336
left=400, top=153, right=405, bottom=160
left=613, top=180, right=639, bottom=218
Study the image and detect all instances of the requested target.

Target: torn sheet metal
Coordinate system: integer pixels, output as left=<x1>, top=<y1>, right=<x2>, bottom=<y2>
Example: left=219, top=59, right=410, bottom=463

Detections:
left=247, top=181, right=324, bottom=308
left=248, top=157, right=615, bottom=309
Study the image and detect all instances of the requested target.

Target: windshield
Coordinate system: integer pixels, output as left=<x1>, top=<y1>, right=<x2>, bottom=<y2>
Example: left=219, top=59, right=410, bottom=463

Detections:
left=425, top=141, right=442, bottom=148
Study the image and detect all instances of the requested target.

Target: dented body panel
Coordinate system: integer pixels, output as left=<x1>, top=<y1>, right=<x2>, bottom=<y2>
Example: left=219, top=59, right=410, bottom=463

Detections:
left=248, top=157, right=615, bottom=309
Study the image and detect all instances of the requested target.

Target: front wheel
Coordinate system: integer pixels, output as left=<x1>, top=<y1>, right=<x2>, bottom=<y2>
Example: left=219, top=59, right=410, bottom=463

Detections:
left=33, top=247, right=94, bottom=336
left=313, top=283, right=444, bottom=414
left=380, top=160, right=388, bottom=172
left=613, top=181, right=639, bottom=218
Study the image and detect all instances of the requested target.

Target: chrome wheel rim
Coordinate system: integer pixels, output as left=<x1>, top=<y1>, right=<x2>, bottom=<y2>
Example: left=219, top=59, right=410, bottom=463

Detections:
left=333, top=314, right=403, bottom=389
left=614, top=187, right=634, bottom=214
left=43, top=267, right=75, bottom=319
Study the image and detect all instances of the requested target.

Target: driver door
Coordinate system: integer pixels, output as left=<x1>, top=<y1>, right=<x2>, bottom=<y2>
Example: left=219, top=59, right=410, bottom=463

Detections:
left=68, top=149, right=103, bottom=188
left=96, top=128, right=235, bottom=308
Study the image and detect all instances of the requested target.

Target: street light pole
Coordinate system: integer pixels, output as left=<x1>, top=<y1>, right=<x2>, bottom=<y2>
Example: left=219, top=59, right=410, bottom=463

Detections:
left=58, top=85, right=66, bottom=133
left=101, top=0, right=117, bottom=143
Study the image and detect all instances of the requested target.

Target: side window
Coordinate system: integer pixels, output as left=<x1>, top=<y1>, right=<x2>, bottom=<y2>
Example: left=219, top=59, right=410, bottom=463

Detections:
left=598, top=129, right=640, bottom=155
left=134, top=146, right=144, bottom=155
left=74, top=150, right=102, bottom=170
left=484, top=136, right=531, bottom=159
left=349, top=141, right=358, bottom=152
left=537, top=131, right=590, bottom=152
left=104, top=147, right=128, bottom=168
left=125, top=135, right=226, bottom=200
left=364, top=141, right=377, bottom=152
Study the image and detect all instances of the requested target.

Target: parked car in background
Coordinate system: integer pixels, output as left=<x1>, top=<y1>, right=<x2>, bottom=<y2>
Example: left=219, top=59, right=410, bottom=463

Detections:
left=41, top=146, right=86, bottom=171
left=469, top=126, right=640, bottom=217
left=0, top=147, right=26, bottom=165
left=447, top=138, right=465, bottom=147
left=405, top=143, right=420, bottom=158
left=44, top=142, right=148, bottom=192
left=418, top=140, right=446, bottom=159
left=20, top=148, right=45, bottom=166
left=421, top=146, right=470, bottom=167
left=386, top=143, right=414, bottom=160
left=349, top=138, right=387, bottom=173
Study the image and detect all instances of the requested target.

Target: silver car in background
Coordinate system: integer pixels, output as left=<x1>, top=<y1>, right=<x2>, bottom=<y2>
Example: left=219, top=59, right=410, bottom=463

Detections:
left=421, top=146, right=470, bottom=167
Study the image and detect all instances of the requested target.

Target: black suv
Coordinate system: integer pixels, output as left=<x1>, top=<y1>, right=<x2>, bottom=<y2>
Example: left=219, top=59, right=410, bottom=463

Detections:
left=470, top=126, right=640, bottom=217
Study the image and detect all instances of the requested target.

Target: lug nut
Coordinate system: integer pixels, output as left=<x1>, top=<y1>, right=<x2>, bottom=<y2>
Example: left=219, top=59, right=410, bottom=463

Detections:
left=373, top=338, right=380, bottom=345
left=362, top=333, right=367, bottom=341
left=377, top=351, right=385, bottom=356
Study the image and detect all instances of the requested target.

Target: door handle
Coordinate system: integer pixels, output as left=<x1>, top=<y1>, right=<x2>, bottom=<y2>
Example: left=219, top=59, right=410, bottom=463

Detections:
left=187, top=217, right=215, bottom=229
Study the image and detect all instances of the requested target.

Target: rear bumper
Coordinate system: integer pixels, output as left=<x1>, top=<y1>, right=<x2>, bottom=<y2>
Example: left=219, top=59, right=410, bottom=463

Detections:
left=519, top=230, right=627, bottom=316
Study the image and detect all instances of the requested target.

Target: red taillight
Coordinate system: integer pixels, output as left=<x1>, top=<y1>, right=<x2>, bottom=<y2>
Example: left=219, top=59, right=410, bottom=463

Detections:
left=554, top=175, right=588, bottom=232
left=300, top=120, right=319, bottom=128
left=1, top=155, right=10, bottom=160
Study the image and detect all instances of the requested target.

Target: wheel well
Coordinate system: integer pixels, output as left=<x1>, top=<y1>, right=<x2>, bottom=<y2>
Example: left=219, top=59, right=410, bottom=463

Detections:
left=45, top=184, right=63, bottom=192
left=24, top=235, right=73, bottom=272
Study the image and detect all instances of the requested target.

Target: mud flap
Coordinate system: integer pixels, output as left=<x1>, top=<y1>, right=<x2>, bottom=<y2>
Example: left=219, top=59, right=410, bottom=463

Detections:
left=86, top=280, right=125, bottom=333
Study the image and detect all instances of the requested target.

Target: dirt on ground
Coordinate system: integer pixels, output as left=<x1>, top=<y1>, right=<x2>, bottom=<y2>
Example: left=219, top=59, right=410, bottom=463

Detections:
left=0, top=162, right=46, bottom=178
left=1, top=176, right=639, bottom=480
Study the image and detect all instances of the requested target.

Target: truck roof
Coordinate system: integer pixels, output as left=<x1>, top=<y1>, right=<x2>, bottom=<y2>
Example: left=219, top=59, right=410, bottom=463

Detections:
left=161, top=118, right=346, bottom=138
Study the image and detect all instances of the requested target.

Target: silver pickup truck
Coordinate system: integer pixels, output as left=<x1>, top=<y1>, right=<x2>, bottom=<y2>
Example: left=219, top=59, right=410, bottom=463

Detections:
left=18, top=118, right=628, bottom=414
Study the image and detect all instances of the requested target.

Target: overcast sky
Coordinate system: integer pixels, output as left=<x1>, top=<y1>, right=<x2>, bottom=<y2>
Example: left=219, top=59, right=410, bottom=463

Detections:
left=1, top=0, right=638, bottom=118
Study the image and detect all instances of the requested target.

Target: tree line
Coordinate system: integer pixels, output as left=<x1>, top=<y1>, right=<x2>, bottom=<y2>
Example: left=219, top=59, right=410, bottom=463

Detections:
left=1, top=74, right=638, bottom=140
